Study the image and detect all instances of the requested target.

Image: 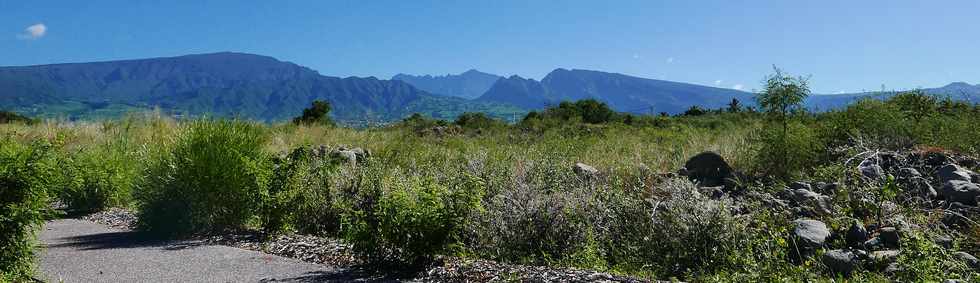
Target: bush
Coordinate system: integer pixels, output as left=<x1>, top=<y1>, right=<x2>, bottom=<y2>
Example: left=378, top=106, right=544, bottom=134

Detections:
left=263, top=146, right=342, bottom=235
left=753, top=67, right=815, bottom=179
left=136, top=120, right=271, bottom=236
left=682, top=105, right=708, bottom=116
left=0, top=111, right=33, bottom=124
left=343, top=172, right=484, bottom=265
left=0, top=139, right=54, bottom=281
left=293, top=100, right=334, bottom=126
left=520, top=99, right=618, bottom=127
left=642, top=178, right=754, bottom=277
left=57, top=140, right=139, bottom=213
left=754, top=120, right=822, bottom=179
left=470, top=175, right=598, bottom=265
left=454, top=112, right=505, bottom=130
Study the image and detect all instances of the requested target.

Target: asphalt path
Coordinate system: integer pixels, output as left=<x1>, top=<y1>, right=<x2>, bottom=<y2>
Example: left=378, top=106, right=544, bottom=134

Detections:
left=39, top=219, right=382, bottom=282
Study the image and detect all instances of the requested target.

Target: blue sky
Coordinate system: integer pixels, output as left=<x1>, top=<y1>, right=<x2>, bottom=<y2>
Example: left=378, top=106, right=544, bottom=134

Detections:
left=2, top=1, right=978, bottom=94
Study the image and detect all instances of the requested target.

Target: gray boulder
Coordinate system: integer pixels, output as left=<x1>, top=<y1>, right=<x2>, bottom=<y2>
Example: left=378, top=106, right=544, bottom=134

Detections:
left=953, top=252, right=979, bottom=270
left=683, top=151, right=732, bottom=187
left=942, top=180, right=980, bottom=206
left=815, top=182, right=839, bottom=195
left=789, top=188, right=833, bottom=215
left=822, top=249, right=857, bottom=275
left=934, top=235, right=954, bottom=249
left=845, top=220, right=868, bottom=248
left=870, top=250, right=900, bottom=263
left=909, top=177, right=938, bottom=199
left=938, top=164, right=973, bottom=183
left=330, top=149, right=358, bottom=165
left=884, top=262, right=902, bottom=274
left=879, top=227, right=901, bottom=249
left=792, top=219, right=830, bottom=249
left=858, top=158, right=884, bottom=180
left=864, top=237, right=883, bottom=250
left=790, top=181, right=812, bottom=191
left=345, top=147, right=371, bottom=162
left=898, top=167, right=922, bottom=179
left=573, top=163, right=599, bottom=177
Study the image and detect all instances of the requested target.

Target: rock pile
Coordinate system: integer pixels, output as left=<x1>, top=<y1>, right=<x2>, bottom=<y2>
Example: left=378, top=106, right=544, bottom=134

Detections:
left=676, top=150, right=980, bottom=278
left=854, top=151, right=980, bottom=207
left=330, top=146, right=371, bottom=166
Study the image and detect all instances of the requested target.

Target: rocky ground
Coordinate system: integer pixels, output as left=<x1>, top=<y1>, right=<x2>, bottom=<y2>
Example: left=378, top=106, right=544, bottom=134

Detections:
left=75, top=147, right=980, bottom=281
left=677, top=149, right=980, bottom=278
left=79, top=208, right=652, bottom=282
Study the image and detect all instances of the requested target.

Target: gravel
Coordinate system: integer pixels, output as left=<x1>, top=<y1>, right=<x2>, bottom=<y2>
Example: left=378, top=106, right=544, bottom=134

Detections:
left=204, top=232, right=360, bottom=267
left=80, top=207, right=138, bottom=230
left=421, top=257, right=655, bottom=282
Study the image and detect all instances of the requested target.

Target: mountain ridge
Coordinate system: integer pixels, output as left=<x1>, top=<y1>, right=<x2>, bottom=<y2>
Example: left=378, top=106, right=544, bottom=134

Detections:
left=0, top=52, right=522, bottom=122
left=2, top=52, right=978, bottom=122
left=477, top=68, right=755, bottom=114
left=392, top=69, right=502, bottom=99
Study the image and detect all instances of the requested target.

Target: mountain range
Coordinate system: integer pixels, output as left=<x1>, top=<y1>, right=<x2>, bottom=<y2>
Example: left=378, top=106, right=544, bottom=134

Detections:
left=476, top=68, right=755, bottom=114
left=804, top=82, right=980, bottom=110
left=392, top=69, right=501, bottom=99
left=0, top=52, right=522, bottom=122
left=1, top=52, right=978, bottom=122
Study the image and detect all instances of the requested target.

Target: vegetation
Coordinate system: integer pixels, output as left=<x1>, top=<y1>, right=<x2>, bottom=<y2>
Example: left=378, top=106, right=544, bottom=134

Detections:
left=0, top=111, right=33, bottom=124
left=0, top=139, right=54, bottom=281
left=293, top=100, right=335, bottom=126
left=3, top=71, right=980, bottom=281
left=754, top=67, right=814, bottom=179
left=136, top=120, right=271, bottom=235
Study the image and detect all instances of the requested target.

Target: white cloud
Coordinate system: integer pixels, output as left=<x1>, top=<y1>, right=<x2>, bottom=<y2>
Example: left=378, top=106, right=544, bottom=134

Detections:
left=665, top=57, right=674, bottom=64
left=835, top=91, right=846, bottom=94
left=714, top=80, right=723, bottom=86
left=632, top=54, right=641, bottom=59
left=732, top=84, right=744, bottom=90
left=17, top=23, right=46, bottom=40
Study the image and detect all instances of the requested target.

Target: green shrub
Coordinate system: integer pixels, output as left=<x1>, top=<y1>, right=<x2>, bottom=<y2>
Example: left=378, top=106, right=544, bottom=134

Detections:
left=57, top=140, right=139, bottom=213
left=136, top=120, right=271, bottom=236
left=0, top=111, right=33, bottom=124
left=343, top=172, right=484, bottom=265
left=0, top=139, right=54, bottom=281
left=263, top=146, right=342, bottom=235
left=454, top=112, right=505, bottom=130
left=642, top=178, right=755, bottom=277
left=753, top=120, right=822, bottom=179
left=753, top=67, right=816, bottom=179
left=293, top=100, right=335, bottom=126
left=519, top=99, right=618, bottom=128
left=471, top=181, right=597, bottom=265
left=682, top=105, right=708, bottom=116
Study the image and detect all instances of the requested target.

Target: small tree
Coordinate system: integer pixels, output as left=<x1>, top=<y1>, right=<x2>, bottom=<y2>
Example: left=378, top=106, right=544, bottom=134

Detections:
left=754, top=67, right=812, bottom=178
left=726, top=98, right=742, bottom=113
left=574, top=99, right=616, bottom=124
left=890, top=90, right=936, bottom=124
left=293, top=100, right=334, bottom=125
left=756, top=66, right=810, bottom=136
left=682, top=105, right=707, bottom=116
left=454, top=112, right=504, bottom=129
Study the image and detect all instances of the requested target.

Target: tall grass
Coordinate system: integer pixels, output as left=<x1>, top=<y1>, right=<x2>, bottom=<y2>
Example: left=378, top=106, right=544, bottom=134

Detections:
left=0, top=139, right=55, bottom=281
left=135, top=119, right=270, bottom=235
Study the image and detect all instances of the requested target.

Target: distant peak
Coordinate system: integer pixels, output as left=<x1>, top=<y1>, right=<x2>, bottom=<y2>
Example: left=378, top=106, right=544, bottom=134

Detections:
left=462, top=69, right=481, bottom=74
left=944, top=82, right=974, bottom=88
left=181, top=51, right=269, bottom=58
